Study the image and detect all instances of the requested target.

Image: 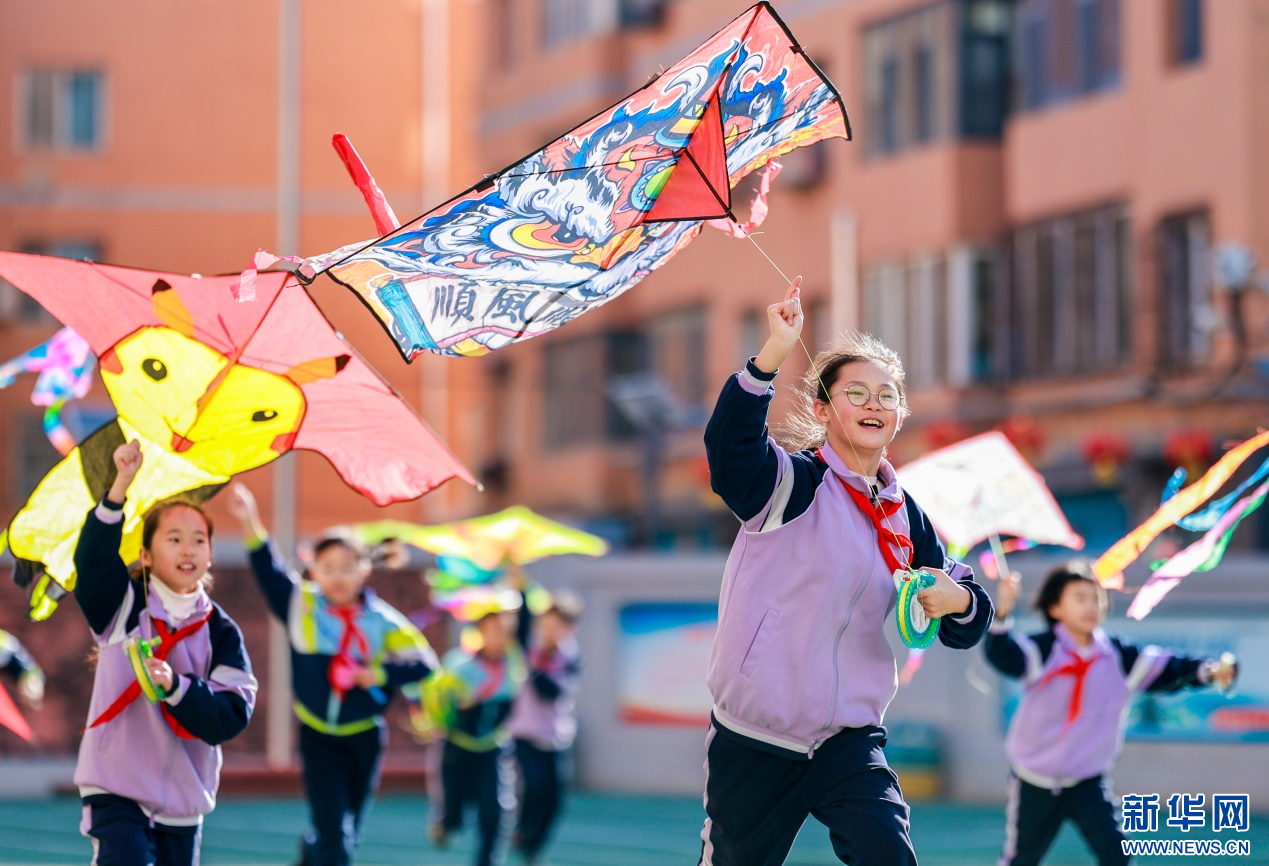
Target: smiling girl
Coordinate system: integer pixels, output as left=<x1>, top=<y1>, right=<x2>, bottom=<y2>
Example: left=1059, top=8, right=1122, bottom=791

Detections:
left=73, top=440, right=257, bottom=866
left=697, top=278, right=993, bottom=866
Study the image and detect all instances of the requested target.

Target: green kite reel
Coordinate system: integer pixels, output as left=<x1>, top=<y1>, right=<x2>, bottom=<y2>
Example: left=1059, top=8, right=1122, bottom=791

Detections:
left=896, top=570, right=940, bottom=649
left=123, top=636, right=167, bottom=703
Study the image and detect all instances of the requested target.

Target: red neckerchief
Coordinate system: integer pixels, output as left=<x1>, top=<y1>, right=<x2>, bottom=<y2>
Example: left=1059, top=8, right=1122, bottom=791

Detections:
left=88, top=611, right=213, bottom=739
left=820, top=449, right=913, bottom=574
left=1038, top=646, right=1101, bottom=726
left=328, top=605, right=371, bottom=699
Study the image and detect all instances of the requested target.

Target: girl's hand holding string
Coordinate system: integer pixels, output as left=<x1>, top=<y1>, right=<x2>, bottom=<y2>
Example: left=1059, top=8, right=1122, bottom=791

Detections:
left=915, top=568, right=973, bottom=618
left=753, top=276, right=803, bottom=374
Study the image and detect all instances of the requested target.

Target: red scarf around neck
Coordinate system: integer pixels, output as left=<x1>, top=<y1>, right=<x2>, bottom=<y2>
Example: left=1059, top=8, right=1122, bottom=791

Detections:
left=819, top=449, right=913, bottom=574
left=1038, top=645, right=1101, bottom=727
left=88, top=611, right=212, bottom=739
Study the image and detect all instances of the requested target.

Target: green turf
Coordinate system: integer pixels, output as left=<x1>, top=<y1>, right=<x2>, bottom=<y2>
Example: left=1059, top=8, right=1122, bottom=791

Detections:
left=0, top=793, right=1264, bottom=864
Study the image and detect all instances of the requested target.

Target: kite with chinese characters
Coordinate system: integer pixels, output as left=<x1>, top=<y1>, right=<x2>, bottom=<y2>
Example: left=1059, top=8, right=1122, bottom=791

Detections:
left=302, top=1, right=849, bottom=359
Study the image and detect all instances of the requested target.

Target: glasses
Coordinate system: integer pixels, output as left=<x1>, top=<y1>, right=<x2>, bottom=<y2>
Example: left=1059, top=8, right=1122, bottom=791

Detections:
left=832, top=385, right=902, bottom=411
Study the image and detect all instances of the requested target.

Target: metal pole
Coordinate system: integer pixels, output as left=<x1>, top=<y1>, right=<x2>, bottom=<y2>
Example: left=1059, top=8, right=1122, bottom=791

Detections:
left=421, top=0, right=452, bottom=522
left=267, top=0, right=301, bottom=770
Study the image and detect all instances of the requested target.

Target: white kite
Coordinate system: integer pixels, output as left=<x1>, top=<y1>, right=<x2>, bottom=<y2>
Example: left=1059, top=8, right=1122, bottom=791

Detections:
left=897, top=432, right=1084, bottom=553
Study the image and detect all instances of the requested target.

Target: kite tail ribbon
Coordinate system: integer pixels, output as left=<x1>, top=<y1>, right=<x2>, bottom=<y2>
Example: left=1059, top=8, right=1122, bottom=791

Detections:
left=706, top=161, right=783, bottom=238
left=232, top=250, right=304, bottom=302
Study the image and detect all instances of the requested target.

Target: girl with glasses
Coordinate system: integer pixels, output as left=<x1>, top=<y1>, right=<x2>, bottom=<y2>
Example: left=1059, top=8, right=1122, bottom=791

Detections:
left=697, top=278, right=994, bottom=866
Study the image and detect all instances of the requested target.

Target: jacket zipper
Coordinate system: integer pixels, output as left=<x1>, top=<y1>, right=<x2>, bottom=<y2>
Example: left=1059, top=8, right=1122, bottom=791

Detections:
left=808, top=534, right=877, bottom=758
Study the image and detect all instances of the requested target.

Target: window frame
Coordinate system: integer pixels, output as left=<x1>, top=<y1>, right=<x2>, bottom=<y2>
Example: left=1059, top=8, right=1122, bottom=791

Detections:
left=15, top=68, right=107, bottom=154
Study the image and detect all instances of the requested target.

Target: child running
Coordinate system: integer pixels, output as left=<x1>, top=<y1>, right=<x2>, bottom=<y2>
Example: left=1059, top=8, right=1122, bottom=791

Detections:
left=75, top=440, right=257, bottom=866
left=986, top=560, right=1237, bottom=866
left=506, top=587, right=583, bottom=865
left=699, top=278, right=993, bottom=866
left=0, top=627, right=44, bottom=710
left=422, top=581, right=528, bottom=866
left=229, top=483, right=438, bottom=866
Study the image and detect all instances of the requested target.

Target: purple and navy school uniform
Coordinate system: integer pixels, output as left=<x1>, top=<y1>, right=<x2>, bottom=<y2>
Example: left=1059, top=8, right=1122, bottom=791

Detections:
left=985, top=619, right=1210, bottom=866
left=74, top=499, right=257, bottom=866
left=698, top=361, right=993, bottom=866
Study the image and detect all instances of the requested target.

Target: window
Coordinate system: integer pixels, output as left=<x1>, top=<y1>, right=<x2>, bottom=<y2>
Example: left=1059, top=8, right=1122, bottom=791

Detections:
left=862, top=258, right=947, bottom=390
left=1168, top=0, right=1203, bottom=66
left=865, top=1, right=1013, bottom=157
left=20, top=69, right=105, bottom=152
left=863, top=248, right=1004, bottom=388
left=1016, top=0, right=1120, bottom=111
left=960, top=1, right=1013, bottom=138
left=543, top=330, right=648, bottom=448
left=863, top=262, right=907, bottom=362
left=906, top=256, right=947, bottom=388
left=619, top=0, right=667, bottom=28
left=542, top=0, right=618, bottom=48
left=914, top=43, right=936, bottom=144
left=1009, top=204, right=1132, bottom=378
left=865, top=2, right=958, bottom=157
left=1158, top=211, right=1211, bottom=371
left=649, top=307, right=706, bottom=411
left=969, top=252, right=1003, bottom=382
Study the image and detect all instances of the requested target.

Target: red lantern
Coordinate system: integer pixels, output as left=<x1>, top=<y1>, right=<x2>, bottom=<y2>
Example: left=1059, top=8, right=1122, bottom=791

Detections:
left=1082, top=432, right=1131, bottom=486
left=998, top=416, right=1046, bottom=465
left=1164, top=430, right=1212, bottom=480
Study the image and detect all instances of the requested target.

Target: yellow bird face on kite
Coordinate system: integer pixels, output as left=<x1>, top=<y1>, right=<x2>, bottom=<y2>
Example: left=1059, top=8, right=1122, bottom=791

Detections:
left=99, top=327, right=306, bottom=477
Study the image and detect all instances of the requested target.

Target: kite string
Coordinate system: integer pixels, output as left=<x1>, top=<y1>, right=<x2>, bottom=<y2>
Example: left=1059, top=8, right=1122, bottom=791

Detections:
left=743, top=231, right=917, bottom=577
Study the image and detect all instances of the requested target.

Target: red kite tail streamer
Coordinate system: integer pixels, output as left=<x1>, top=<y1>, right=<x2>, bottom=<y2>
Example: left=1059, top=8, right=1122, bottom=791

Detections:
left=706, top=160, right=784, bottom=238
left=332, top=133, right=401, bottom=237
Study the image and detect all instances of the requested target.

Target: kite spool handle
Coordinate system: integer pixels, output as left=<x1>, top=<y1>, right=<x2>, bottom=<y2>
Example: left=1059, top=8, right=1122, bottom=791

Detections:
left=124, top=636, right=167, bottom=704
left=896, top=570, right=940, bottom=649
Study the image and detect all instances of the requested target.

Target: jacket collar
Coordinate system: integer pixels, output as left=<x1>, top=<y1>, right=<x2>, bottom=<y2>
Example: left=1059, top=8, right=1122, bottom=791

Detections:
left=1053, top=622, right=1113, bottom=659
left=146, top=577, right=212, bottom=627
left=818, top=442, right=903, bottom=503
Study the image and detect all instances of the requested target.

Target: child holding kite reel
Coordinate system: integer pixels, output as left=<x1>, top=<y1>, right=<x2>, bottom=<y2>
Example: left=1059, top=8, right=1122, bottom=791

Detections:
left=986, top=560, right=1237, bottom=866
left=229, top=483, right=438, bottom=866
left=74, top=440, right=257, bottom=866
left=698, top=278, right=993, bottom=866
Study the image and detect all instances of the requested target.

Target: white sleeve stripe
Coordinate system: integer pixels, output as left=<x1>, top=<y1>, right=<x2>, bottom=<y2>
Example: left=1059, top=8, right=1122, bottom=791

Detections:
left=95, top=503, right=125, bottom=524
left=1016, top=633, right=1044, bottom=684
left=210, top=665, right=259, bottom=694
left=759, top=451, right=795, bottom=533
left=1126, top=645, right=1170, bottom=692
left=738, top=367, right=774, bottom=393
left=162, top=676, right=191, bottom=705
